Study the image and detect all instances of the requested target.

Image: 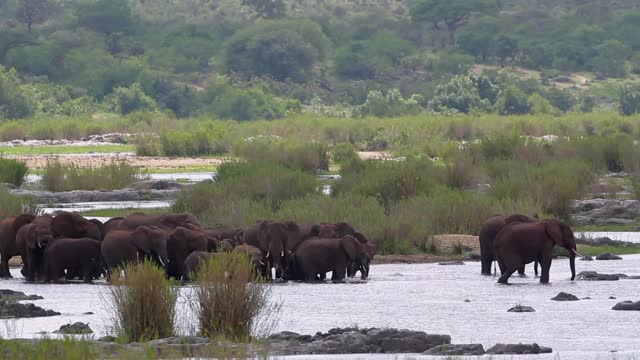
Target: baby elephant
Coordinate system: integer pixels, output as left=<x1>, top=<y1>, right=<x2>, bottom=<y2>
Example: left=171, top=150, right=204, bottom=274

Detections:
left=44, top=238, right=102, bottom=283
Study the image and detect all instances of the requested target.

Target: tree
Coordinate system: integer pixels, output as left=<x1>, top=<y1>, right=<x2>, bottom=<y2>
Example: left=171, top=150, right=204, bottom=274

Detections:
left=75, top=0, right=132, bottom=35
left=620, top=84, right=640, bottom=116
left=495, top=85, right=530, bottom=115
left=410, top=0, right=497, bottom=45
left=429, top=74, right=493, bottom=113
left=0, top=65, right=35, bottom=119
left=223, top=19, right=329, bottom=82
left=457, top=16, right=501, bottom=61
left=241, top=0, right=286, bottom=19
left=16, top=0, right=49, bottom=32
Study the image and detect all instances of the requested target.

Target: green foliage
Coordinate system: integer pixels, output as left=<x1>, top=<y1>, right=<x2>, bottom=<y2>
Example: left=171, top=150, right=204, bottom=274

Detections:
left=232, top=139, right=329, bottom=172
left=75, top=0, right=133, bottom=35
left=105, top=261, right=178, bottom=342
left=241, top=0, right=286, bottom=19
left=191, top=252, right=278, bottom=341
left=410, top=0, right=497, bottom=43
left=223, top=19, right=329, bottom=81
left=331, top=142, right=358, bottom=165
left=429, top=74, right=494, bottom=113
left=41, top=160, right=145, bottom=192
left=15, top=0, right=50, bottom=32
left=544, top=87, right=576, bottom=112
left=494, top=85, right=530, bottom=115
left=528, top=93, right=558, bottom=115
left=0, top=186, right=38, bottom=218
left=0, top=157, right=28, bottom=186
left=619, top=84, right=640, bottom=115
left=0, top=65, right=34, bottom=119
left=355, top=89, right=423, bottom=117
left=109, top=83, right=157, bottom=115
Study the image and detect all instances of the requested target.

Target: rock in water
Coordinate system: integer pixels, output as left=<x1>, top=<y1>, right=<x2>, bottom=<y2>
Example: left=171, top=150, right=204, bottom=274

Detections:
left=551, top=292, right=580, bottom=301
left=423, top=344, right=485, bottom=355
left=487, top=343, right=552, bottom=354
left=580, top=256, right=594, bottom=261
left=575, top=271, right=619, bottom=281
left=508, top=305, right=535, bottom=313
left=0, top=301, right=60, bottom=318
left=612, top=301, right=640, bottom=311
left=596, top=253, right=622, bottom=260
left=54, top=322, right=93, bottom=334
left=0, top=290, right=43, bottom=301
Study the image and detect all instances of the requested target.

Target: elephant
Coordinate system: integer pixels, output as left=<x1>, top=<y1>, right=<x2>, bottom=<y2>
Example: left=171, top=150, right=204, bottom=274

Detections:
left=119, top=212, right=201, bottom=230
left=218, top=239, right=236, bottom=252
left=183, top=251, right=216, bottom=279
left=165, top=227, right=207, bottom=280
left=479, top=214, right=538, bottom=275
left=346, top=232, right=376, bottom=280
left=101, top=226, right=170, bottom=278
left=285, top=235, right=370, bottom=282
left=43, top=238, right=102, bottom=283
left=243, top=220, right=302, bottom=280
left=16, top=215, right=54, bottom=282
left=317, top=222, right=356, bottom=238
left=233, top=244, right=267, bottom=278
left=0, top=213, right=35, bottom=278
left=51, top=211, right=102, bottom=241
left=494, top=219, right=580, bottom=284
left=205, top=228, right=244, bottom=243
left=102, top=217, right=124, bottom=237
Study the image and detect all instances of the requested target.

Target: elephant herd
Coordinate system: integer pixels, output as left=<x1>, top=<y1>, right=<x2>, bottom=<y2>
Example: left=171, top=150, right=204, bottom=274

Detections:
left=479, top=214, right=581, bottom=284
left=0, top=211, right=377, bottom=283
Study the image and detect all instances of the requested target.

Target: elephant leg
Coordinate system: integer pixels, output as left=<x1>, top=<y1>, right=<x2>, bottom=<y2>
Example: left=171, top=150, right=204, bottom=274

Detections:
left=539, top=255, right=552, bottom=284
left=497, top=267, right=517, bottom=284
left=319, top=272, right=326, bottom=280
left=517, top=265, right=526, bottom=276
left=534, top=259, right=540, bottom=277
left=331, top=267, right=346, bottom=283
left=1, top=255, right=12, bottom=279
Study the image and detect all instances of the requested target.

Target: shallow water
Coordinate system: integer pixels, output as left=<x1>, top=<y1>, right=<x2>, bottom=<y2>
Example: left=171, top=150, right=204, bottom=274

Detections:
left=40, top=200, right=173, bottom=214
left=576, top=232, right=640, bottom=243
left=26, top=172, right=215, bottom=184
left=2, top=256, right=640, bottom=359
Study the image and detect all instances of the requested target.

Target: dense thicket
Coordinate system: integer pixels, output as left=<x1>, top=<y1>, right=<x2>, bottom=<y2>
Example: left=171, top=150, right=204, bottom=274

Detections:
left=3, top=0, right=640, bottom=121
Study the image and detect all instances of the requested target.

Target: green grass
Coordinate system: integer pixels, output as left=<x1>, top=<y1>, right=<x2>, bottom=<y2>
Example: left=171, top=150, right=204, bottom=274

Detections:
left=576, top=223, right=640, bottom=232
left=577, top=244, right=640, bottom=256
left=146, top=165, right=219, bottom=173
left=79, top=207, right=168, bottom=218
left=0, top=144, right=136, bottom=155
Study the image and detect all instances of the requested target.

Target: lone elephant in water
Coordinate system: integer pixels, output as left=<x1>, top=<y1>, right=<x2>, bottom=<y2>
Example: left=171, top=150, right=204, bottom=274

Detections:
left=479, top=214, right=538, bottom=275
left=16, top=215, right=54, bottom=282
left=43, top=238, right=102, bottom=283
left=494, top=219, right=580, bottom=284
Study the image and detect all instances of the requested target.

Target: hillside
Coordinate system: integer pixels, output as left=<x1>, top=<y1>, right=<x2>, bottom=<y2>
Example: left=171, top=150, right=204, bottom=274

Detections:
left=2, top=0, right=640, bottom=122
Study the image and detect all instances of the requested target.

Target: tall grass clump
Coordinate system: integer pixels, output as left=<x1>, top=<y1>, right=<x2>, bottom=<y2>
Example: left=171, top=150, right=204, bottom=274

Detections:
left=0, top=187, right=39, bottom=218
left=233, top=139, right=329, bottom=172
left=632, top=176, right=640, bottom=200
left=0, top=158, right=28, bottom=186
left=41, top=160, right=147, bottom=191
left=104, top=261, right=178, bottom=342
left=190, top=253, right=279, bottom=342
left=0, top=338, right=97, bottom=360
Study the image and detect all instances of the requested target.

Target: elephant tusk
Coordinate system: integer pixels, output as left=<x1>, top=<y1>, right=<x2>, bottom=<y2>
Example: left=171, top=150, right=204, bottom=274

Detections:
left=158, top=258, right=166, bottom=267
left=259, top=261, right=266, bottom=266
left=266, top=251, right=270, bottom=259
left=281, top=250, right=284, bottom=257
left=571, top=249, right=584, bottom=257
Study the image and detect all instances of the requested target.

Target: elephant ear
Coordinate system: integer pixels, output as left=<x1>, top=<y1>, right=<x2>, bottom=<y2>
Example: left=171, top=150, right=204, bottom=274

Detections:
left=352, top=232, right=368, bottom=244
left=25, top=226, right=40, bottom=249
left=544, top=220, right=564, bottom=247
left=335, top=222, right=356, bottom=237
left=132, top=226, right=154, bottom=253
left=188, top=230, right=207, bottom=252
left=12, top=214, right=35, bottom=234
left=340, top=235, right=362, bottom=261
left=89, top=219, right=105, bottom=240
left=234, top=230, right=245, bottom=244
left=309, top=224, right=320, bottom=237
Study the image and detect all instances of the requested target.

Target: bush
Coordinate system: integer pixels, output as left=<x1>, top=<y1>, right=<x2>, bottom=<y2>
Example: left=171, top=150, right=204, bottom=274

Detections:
left=232, top=139, right=329, bottom=172
left=0, top=65, right=35, bottom=119
left=333, top=158, right=443, bottom=209
left=0, top=158, right=28, bottom=187
left=190, top=253, right=279, bottom=341
left=104, top=261, right=177, bottom=342
left=495, top=85, right=530, bottom=115
left=331, top=143, right=359, bottom=165
left=429, top=74, right=493, bottom=114
left=41, top=160, right=146, bottom=192
left=223, top=19, right=329, bottom=81
left=0, top=187, right=38, bottom=219
left=109, top=83, right=157, bottom=115
left=619, top=84, right=640, bottom=116
left=355, top=89, right=423, bottom=117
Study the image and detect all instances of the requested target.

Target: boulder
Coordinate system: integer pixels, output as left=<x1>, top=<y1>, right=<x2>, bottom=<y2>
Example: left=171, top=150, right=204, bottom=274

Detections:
left=54, top=322, right=93, bottom=334
left=508, top=305, right=535, bottom=313
left=580, top=255, right=593, bottom=261
left=551, top=292, right=579, bottom=301
left=612, top=301, right=640, bottom=311
left=596, top=253, right=623, bottom=260
left=0, top=301, right=60, bottom=318
left=0, top=289, right=43, bottom=301
left=423, top=344, right=485, bottom=355
left=487, top=343, right=552, bottom=354
left=576, top=271, right=619, bottom=281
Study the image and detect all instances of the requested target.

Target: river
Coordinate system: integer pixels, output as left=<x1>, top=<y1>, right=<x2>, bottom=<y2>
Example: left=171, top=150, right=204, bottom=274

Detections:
left=2, top=256, right=640, bottom=359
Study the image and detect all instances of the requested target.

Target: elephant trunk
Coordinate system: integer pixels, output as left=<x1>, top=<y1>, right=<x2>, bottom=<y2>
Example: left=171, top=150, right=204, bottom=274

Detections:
left=569, top=251, right=576, bottom=281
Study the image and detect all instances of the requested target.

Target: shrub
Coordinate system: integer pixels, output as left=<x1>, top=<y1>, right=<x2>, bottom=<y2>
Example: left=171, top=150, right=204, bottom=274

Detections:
left=41, top=160, right=146, bottom=192
left=632, top=176, right=640, bottom=200
left=331, top=143, right=359, bottom=165
left=232, top=139, right=329, bottom=172
left=619, top=84, right=640, bottom=115
left=0, top=65, right=35, bottom=119
left=429, top=74, right=493, bottom=114
left=190, top=253, right=279, bottom=341
left=104, top=261, right=178, bottom=342
left=495, top=85, right=530, bottom=115
left=333, top=158, right=444, bottom=209
left=0, top=158, right=28, bottom=187
left=355, top=89, right=423, bottom=117
left=0, top=121, right=26, bottom=141
left=0, top=187, right=38, bottom=219
left=109, top=83, right=157, bottom=115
